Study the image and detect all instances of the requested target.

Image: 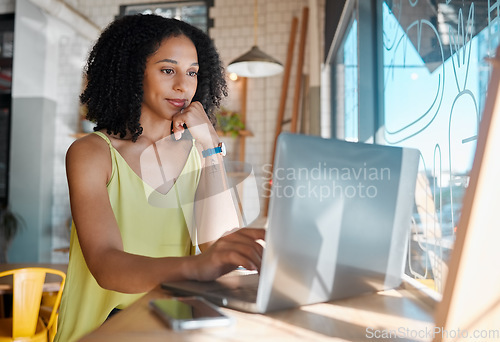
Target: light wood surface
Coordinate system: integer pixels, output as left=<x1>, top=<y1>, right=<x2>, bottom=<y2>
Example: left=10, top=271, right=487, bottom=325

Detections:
left=290, top=7, right=309, bottom=134
left=80, top=281, right=435, bottom=342
left=239, top=77, right=248, bottom=163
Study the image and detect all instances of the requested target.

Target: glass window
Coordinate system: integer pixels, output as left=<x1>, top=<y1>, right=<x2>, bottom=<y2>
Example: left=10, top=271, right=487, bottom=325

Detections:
left=381, top=0, right=490, bottom=293
left=334, top=14, right=358, bottom=141
left=329, top=0, right=492, bottom=294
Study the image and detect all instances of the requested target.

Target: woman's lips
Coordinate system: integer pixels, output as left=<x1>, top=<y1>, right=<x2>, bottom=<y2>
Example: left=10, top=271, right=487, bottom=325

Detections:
left=167, top=99, right=186, bottom=108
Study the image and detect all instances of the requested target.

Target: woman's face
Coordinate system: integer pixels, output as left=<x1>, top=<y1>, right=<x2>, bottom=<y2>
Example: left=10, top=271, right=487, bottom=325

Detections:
left=142, top=34, right=199, bottom=121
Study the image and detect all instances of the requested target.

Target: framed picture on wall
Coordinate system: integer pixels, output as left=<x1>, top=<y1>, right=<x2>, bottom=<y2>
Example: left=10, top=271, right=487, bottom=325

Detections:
left=118, top=1, right=213, bottom=33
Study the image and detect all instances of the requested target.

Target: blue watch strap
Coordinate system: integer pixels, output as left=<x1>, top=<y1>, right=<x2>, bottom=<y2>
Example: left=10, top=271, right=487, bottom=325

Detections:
left=202, top=146, right=222, bottom=158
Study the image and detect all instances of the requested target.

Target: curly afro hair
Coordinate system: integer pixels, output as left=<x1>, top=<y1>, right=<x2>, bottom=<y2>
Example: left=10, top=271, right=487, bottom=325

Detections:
left=81, top=14, right=228, bottom=142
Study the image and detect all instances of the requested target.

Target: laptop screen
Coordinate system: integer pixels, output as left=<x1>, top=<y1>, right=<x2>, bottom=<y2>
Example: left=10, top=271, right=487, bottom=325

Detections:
left=258, top=133, right=420, bottom=310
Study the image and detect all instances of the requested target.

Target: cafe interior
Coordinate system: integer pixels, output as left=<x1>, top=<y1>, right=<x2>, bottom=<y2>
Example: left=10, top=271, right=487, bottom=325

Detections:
left=0, top=0, right=498, bottom=340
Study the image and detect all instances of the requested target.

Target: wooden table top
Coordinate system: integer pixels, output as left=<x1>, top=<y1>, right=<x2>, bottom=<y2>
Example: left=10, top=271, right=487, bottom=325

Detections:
left=80, top=280, right=436, bottom=342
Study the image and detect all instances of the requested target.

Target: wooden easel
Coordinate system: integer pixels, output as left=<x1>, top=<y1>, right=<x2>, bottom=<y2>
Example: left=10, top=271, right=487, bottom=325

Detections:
left=263, top=7, right=308, bottom=216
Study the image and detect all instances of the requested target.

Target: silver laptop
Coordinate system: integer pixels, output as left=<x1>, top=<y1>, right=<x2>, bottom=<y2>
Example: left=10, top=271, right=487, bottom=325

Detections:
left=162, top=133, right=420, bottom=313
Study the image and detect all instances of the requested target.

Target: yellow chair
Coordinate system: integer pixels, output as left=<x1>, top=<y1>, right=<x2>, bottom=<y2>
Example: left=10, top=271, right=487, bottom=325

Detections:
left=0, top=268, right=65, bottom=342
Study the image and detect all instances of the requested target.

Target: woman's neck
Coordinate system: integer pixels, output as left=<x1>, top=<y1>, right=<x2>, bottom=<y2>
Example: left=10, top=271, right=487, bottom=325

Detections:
left=138, top=116, right=174, bottom=143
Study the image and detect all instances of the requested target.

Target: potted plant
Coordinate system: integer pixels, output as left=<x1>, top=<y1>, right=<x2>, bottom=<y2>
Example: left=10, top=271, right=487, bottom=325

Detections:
left=0, top=204, right=24, bottom=263
left=215, top=108, right=245, bottom=137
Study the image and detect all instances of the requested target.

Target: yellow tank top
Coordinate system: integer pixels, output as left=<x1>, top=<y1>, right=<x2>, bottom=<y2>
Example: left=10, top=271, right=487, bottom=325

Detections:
left=55, top=132, right=202, bottom=342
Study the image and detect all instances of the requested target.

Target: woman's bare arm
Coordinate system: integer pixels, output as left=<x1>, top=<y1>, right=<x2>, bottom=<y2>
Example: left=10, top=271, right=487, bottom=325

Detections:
left=66, top=134, right=264, bottom=293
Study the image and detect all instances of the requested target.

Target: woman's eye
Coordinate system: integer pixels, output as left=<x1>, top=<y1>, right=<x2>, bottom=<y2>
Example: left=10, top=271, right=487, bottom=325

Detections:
left=161, top=68, right=174, bottom=75
left=188, top=71, right=198, bottom=77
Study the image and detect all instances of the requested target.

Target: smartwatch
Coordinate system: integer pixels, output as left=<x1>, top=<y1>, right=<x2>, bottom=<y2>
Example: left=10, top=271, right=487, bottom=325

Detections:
left=202, top=142, right=226, bottom=158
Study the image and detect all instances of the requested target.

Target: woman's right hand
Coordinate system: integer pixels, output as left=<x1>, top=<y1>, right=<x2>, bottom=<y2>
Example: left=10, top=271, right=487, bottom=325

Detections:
left=190, top=228, right=266, bottom=282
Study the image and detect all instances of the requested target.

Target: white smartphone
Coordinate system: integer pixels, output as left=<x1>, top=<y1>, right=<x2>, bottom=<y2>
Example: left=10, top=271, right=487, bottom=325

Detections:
left=149, top=297, right=233, bottom=331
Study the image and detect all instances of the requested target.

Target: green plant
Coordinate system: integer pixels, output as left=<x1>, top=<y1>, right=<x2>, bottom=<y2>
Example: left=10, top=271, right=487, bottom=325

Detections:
left=215, top=108, right=245, bottom=137
left=0, top=205, right=24, bottom=263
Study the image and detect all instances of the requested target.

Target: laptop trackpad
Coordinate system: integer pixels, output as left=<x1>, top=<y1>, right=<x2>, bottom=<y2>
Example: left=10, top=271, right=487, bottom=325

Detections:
left=162, top=271, right=260, bottom=302
left=210, top=272, right=259, bottom=302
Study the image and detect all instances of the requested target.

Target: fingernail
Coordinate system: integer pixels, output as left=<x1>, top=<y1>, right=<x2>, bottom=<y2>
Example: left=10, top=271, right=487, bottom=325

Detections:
left=174, top=132, right=181, bottom=140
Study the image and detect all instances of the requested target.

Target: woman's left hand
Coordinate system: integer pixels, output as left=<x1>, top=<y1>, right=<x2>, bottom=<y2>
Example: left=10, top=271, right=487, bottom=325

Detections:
left=171, top=101, right=219, bottom=149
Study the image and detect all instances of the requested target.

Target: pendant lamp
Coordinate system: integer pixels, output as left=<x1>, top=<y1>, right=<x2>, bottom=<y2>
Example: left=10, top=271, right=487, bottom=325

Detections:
left=227, top=0, right=284, bottom=78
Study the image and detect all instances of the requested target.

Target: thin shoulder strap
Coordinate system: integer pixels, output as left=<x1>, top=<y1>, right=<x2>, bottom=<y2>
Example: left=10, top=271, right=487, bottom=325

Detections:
left=91, top=131, right=116, bottom=185
left=92, top=131, right=112, bottom=146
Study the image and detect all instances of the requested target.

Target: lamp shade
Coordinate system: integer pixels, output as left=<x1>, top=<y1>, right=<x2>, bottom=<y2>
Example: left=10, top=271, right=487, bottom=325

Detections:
left=227, top=45, right=284, bottom=78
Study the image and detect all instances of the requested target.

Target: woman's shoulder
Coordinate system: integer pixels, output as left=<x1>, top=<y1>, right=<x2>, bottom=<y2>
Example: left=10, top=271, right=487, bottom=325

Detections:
left=66, top=132, right=112, bottom=167
left=66, top=131, right=114, bottom=184
left=68, top=131, right=109, bottom=153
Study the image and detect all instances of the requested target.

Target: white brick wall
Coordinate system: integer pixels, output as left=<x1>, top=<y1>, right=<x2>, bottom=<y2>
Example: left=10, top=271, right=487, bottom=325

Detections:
left=211, top=0, right=321, bottom=215
left=51, top=33, right=89, bottom=263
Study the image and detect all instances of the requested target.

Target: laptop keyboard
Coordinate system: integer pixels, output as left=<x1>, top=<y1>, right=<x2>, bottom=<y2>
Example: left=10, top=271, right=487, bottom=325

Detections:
left=211, top=285, right=259, bottom=302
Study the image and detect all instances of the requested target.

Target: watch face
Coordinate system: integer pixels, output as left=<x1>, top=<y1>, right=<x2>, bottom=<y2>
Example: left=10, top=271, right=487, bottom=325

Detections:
left=220, top=142, right=227, bottom=156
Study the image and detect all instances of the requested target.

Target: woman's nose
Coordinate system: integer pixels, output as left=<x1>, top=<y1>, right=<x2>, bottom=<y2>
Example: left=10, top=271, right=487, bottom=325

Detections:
left=173, top=74, right=188, bottom=92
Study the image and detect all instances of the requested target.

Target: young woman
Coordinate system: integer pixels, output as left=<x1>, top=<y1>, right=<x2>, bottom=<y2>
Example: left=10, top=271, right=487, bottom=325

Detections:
left=55, top=14, right=265, bottom=342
